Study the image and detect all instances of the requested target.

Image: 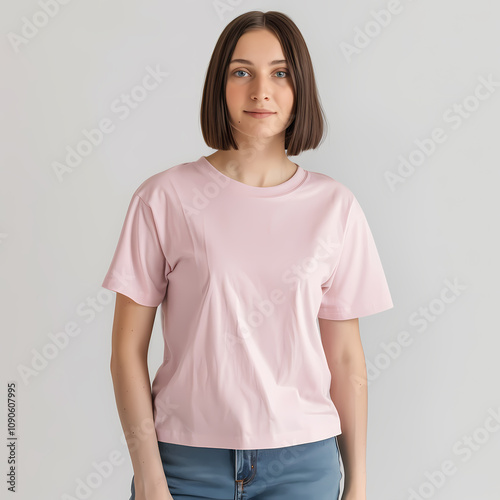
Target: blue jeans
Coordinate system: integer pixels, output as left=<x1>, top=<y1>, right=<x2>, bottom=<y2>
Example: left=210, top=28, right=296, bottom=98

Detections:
left=129, top=436, right=342, bottom=499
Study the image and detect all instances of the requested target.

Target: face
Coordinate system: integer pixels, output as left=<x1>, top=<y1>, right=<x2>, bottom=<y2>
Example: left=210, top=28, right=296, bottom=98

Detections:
left=225, top=29, right=295, bottom=143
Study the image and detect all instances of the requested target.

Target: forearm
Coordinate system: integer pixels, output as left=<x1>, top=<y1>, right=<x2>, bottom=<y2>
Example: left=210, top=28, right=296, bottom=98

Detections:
left=329, top=354, right=368, bottom=495
left=110, top=352, right=168, bottom=490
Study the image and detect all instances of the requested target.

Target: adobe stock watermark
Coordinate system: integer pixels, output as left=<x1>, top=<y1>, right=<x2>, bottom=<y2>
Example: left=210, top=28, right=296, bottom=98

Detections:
left=184, top=115, right=296, bottom=216
left=238, top=440, right=311, bottom=497
left=17, top=287, right=118, bottom=385
left=183, top=148, right=275, bottom=217
left=385, top=74, right=499, bottom=191
left=60, top=403, right=186, bottom=498
left=213, top=0, right=244, bottom=21
left=7, top=0, right=73, bottom=53
left=51, top=64, right=169, bottom=183
left=349, top=277, right=467, bottom=392
left=339, top=0, right=417, bottom=63
left=407, top=405, right=500, bottom=499
left=61, top=414, right=163, bottom=499
left=59, top=399, right=183, bottom=497
left=60, top=449, right=125, bottom=500
left=226, top=235, right=341, bottom=348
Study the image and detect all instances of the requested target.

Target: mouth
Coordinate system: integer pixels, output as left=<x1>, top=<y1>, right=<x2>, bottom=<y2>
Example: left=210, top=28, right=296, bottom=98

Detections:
left=244, top=111, right=276, bottom=118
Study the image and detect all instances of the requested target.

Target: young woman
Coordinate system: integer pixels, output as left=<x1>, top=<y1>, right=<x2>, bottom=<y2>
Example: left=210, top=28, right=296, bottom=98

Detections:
left=103, top=10, right=393, bottom=500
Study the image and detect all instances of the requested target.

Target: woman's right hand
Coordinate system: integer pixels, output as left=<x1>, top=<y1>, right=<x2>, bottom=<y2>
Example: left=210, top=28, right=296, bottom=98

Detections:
left=134, top=476, right=175, bottom=500
left=135, top=491, right=174, bottom=500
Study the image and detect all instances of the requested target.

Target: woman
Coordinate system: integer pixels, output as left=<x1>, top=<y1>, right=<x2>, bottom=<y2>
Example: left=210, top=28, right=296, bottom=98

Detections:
left=103, top=10, right=393, bottom=500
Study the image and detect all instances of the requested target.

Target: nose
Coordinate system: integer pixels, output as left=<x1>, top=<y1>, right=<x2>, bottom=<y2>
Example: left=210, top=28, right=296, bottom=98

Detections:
left=250, top=73, right=270, bottom=101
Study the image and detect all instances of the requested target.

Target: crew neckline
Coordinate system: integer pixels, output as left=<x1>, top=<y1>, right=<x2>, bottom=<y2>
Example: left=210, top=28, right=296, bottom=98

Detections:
left=199, top=156, right=307, bottom=197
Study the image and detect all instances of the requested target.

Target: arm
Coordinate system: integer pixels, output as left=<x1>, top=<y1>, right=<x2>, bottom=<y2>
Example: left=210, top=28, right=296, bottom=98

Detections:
left=319, top=317, right=367, bottom=500
left=109, top=292, right=173, bottom=499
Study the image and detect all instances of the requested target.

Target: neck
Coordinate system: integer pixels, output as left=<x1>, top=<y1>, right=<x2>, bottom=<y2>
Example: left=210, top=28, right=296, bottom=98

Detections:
left=207, top=135, right=297, bottom=187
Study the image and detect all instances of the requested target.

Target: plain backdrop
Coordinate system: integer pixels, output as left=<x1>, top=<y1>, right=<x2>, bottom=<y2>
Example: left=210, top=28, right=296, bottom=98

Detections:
left=1, top=1, right=499, bottom=499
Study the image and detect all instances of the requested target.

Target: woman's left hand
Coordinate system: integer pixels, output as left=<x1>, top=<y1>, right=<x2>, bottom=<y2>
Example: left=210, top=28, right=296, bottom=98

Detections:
left=341, top=491, right=366, bottom=500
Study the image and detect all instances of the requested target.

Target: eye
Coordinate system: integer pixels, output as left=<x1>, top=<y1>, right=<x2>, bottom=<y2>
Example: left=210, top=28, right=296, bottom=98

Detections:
left=233, top=69, right=249, bottom=77
left=275, top=70, right=288, bottom=78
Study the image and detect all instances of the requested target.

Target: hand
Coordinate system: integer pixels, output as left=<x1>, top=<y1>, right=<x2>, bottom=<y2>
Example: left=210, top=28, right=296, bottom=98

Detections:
left=135, top=487, right=174, bottom=500
left=341, top=491, right=366, bottom=500
left=135, top=492, right=174, bottom=500
left=135, top=492, right=173, bottom=500
left=134, top=475, right=174, bottom=500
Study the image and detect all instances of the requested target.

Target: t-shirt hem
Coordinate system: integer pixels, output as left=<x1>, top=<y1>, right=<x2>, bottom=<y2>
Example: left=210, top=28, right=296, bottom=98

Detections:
left=101, top=279, right=161, bottom=308
left=318, top=300, right=394, bottom=320
left=155, top=425, right=341, bottom=450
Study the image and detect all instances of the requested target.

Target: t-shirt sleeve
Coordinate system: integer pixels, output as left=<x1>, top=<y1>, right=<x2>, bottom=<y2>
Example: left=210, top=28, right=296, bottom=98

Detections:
left=101, top=193, right=171, bottom=307
left=317, top=197, right=394, bottom=320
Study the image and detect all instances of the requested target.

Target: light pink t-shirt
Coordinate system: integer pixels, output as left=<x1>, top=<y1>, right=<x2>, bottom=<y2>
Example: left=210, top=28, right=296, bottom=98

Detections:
left=102, top=156, right=393, bottom=450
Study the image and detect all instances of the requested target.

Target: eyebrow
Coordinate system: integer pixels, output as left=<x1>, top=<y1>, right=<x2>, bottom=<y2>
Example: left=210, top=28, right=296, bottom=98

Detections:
left=229, top=58, right=288, bottom=66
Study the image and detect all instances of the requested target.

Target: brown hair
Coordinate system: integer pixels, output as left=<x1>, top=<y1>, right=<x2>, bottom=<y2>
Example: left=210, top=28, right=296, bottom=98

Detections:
left=200, top=10, right=327, bottom=157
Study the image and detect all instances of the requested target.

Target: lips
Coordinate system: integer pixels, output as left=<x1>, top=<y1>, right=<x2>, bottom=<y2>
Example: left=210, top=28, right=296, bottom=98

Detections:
left=244, top=111, right=276, bottom=118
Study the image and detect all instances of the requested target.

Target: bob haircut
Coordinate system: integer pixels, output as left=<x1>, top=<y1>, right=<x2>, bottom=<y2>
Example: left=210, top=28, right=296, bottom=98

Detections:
left=200, top=10, right=327, bottom=157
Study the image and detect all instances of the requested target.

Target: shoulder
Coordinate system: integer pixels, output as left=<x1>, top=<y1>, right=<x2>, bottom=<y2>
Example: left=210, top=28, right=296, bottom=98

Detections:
left=305, top=168, right=358, bottom=213
left=131, top=158, right=200, bottom=206
left=306, top=168, right=355, bottom=197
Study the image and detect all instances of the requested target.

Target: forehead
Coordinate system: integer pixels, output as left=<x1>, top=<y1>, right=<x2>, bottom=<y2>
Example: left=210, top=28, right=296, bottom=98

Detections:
left=231, top=29, right=285, bottom=62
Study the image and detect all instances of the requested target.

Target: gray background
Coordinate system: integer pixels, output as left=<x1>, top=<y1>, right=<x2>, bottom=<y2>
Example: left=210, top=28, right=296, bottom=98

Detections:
left=1, top=1, right=499, bottom=498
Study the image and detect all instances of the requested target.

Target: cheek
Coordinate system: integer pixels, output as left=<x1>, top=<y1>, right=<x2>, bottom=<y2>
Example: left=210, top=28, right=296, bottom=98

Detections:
left=225, top=83, right=241, bottom=107
left=282, top=88, right=295, bottom=111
